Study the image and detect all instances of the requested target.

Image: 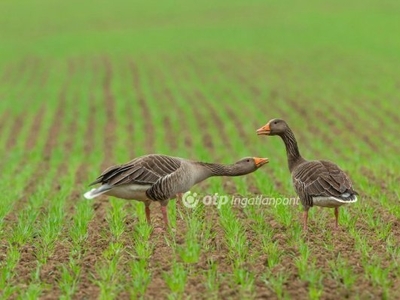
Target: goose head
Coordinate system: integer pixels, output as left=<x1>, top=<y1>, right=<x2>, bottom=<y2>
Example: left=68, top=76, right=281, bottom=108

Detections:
left=256, top=118, right=289, bottom=136
left=234, top=157, right=269, bottom=174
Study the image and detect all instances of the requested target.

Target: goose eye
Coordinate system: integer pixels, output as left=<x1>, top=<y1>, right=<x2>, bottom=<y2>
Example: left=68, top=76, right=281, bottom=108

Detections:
left=246, top=159, right=250, bottom=162
left=274, top=121, right=278, bottom=125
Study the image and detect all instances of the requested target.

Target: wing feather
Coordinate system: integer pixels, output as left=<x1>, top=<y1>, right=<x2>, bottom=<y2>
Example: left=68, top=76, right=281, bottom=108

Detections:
left=89, top=154, right=182, bottom=187
left=292, top=160, right=358, bottom=207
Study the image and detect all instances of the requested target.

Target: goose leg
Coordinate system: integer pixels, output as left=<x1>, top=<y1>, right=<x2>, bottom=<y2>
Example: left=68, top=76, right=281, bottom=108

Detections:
left=303, top=210, right=308, bottom=231
left=145, top=203, right=151, bottom=224
left=334, top=207, right=339, bottom=229
left=161, top=205, right=169, bottom=228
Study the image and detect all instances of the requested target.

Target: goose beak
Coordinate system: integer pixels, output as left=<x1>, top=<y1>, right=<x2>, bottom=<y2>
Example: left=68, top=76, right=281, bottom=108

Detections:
left=254, top=157, right=269, bottom=167
left=256, top=123, right=271, bottom=135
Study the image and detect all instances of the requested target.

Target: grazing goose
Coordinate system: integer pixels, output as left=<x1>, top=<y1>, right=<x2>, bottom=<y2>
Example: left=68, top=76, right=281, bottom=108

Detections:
left=84, top=154, right=269, bottom=227
left=256, top=119, right=358, bottom=230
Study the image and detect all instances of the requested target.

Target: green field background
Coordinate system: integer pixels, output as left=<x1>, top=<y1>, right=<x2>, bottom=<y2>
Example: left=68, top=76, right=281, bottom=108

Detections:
left=1, top=0, right=399, bottom=61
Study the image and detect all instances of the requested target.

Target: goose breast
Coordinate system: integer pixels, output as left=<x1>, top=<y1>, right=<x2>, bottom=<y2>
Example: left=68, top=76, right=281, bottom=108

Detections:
left=145, top=161, right=200, bottom=201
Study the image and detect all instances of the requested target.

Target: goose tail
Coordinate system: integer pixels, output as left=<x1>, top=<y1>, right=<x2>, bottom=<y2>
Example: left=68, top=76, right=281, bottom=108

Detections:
left=83, top=185, right=112, bottom=199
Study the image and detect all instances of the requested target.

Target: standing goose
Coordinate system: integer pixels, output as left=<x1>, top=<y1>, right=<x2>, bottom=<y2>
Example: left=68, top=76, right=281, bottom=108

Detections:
left=256, top=119, right=358, bottom=230
left=84, top=154, right=268, bottom=227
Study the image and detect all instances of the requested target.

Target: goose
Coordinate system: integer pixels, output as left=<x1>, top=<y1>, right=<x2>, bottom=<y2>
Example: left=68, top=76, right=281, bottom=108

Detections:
left=84, top=154, right=269, bottom=227
left=256, top=119, right=358, bottom=230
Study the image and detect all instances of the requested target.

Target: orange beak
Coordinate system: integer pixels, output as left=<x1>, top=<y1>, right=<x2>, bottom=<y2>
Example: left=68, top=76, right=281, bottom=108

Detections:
left=256, top=123, right=271, bottom=135
left=253, top=157, right=269, bottom=167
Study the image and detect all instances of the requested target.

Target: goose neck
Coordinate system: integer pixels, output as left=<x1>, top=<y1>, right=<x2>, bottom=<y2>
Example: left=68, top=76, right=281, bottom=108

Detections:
left=280, top=128, right=304, bottom=172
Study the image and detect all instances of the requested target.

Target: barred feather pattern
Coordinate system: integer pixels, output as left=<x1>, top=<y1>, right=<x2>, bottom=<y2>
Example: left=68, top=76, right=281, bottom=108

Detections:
left=278, top=125, right=358, bottom=209
left=146, top=166, right=188, bottom=201
left=89, top=154, right=182, bottom=186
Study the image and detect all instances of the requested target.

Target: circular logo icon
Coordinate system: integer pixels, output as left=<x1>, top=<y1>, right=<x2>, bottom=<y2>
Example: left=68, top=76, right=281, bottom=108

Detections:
left=182, top=192, right=199, bottom=208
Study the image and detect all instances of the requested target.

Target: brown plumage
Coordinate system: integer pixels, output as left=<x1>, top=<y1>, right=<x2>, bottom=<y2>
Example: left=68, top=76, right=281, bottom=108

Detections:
left=257, top=118, right=358, bottom=230
left=84, top=154, right=269, bottom=228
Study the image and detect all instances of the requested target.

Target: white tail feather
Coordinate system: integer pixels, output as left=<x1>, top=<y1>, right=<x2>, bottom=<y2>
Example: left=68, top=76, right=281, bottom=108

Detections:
left=83, top=185, right=111, bottom=199
left=313, top=195, right=358, bottom=208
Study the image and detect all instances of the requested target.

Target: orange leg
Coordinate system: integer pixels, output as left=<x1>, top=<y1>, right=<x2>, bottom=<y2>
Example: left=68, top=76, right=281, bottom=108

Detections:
left=145, top=204, right=151, bottom=224
left=161, top=205, right=169, bottom=228
left=334, top=207, right=339, bottom=230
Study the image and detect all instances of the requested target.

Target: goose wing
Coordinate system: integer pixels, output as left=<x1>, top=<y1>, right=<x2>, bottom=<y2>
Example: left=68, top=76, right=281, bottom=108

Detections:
left=89, top=154, right=182, bottom=186
left=293, top=160, right=358, bottom=207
